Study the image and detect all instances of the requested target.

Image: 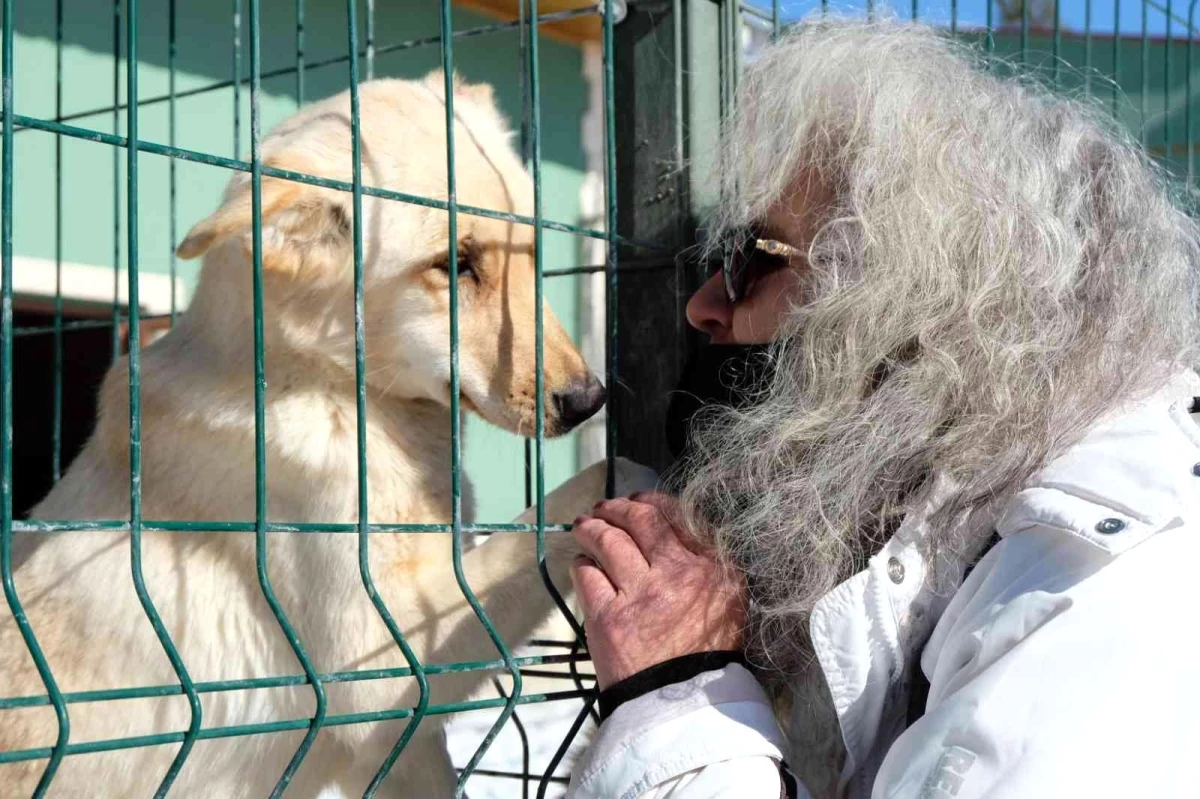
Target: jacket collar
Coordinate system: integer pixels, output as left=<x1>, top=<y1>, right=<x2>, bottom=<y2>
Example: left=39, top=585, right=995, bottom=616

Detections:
left=805, top=369, right=1200, bottom=791
left=995, top=369, right=1200, bottom=554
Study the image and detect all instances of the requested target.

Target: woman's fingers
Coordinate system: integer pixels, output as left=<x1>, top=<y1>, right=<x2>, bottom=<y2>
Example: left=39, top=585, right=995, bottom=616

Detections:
left=571, top=514, right=650, bottom=591
left=627, top=491, right=711, bottom=556
left=568, top=494, right=750, bottom=690
left=570, top=554, right=617, bottom=619
left=590, top=497, right=673, bottom=557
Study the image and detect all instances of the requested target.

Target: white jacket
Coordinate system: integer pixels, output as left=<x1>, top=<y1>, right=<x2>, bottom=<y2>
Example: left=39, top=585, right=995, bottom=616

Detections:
left=569, top=371, right=1200, bottom=799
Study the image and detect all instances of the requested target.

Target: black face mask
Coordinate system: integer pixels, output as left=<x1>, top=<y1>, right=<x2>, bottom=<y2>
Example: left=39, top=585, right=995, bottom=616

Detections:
left=665, top=343, right=775, bottom=463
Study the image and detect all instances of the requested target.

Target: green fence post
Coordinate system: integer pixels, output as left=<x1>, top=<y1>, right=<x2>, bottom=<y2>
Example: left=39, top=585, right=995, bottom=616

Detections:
left=529, top=0, right=597, bottom=790
left=1167, top=0, right=1174, bottom=165
left=1054, top=0, right=1062, bottom=87
left=168, top=0, right=178, bottom=322
left=244, top=0, right=329, bottom=793
left=111, top=0, right=121, bottom=363
left=365, top=0, right=375, bottom=80
left=607, top=0, right=628, bottom=495
left=1143, top=0, right=1150, bottom=146
left=1189, top=1, right=1197, bottom=185
left=438, top=1, right=524, bottom=793
left=52, top=0, right=63, bottom=481
left=233, top=0, right=241, bottom=157
left=514, top=1, right=535, bottom=787
left=528, top=0, right=586, bottom=642
left=1085, top=0, right=1093, bottom=95
left=1114, top=0, right=1121, bottom=115
left=986, top=0, right=994, bottom=51
left=2, top=0, right=71, bottom=792
left=521, top=0, right=534, bottom=533
left=122, top=1, right=204, bottom=792
left=295, top=0, right=305, bottom=105
left=339, top=0, right=433, bottom=793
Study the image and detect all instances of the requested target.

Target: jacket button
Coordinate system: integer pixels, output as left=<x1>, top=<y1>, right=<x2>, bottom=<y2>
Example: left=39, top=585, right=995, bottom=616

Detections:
left=887, top=557, right=905, bottom=584
left=1192, top=462, right=1200, bottom=476
left=1095, top=518, right=1125, bottom=534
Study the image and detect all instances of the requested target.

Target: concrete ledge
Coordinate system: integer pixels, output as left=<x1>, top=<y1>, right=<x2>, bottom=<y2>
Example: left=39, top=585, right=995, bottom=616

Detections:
left=12, top=256, right=189, bottom=316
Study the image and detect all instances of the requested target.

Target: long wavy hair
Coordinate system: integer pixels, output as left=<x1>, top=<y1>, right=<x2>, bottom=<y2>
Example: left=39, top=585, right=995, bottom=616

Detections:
left=677, top=17, right=1200, bottom=681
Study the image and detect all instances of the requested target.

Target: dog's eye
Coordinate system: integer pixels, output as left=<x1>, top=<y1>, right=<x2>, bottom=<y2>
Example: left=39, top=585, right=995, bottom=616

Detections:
left=451, top=252, right=474, bottom=277
left=433, top=244, right=476, bottom=280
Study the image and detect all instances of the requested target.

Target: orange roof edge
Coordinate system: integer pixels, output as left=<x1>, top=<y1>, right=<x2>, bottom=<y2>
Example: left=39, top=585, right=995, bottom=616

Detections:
left=456, top=0, right=601, bottom=46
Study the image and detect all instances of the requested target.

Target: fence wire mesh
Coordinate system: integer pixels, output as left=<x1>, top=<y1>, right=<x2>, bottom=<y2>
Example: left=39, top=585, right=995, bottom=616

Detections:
left=0, top=0, right=1195, bottom=796
left=1, top=2, right=628, bottom=796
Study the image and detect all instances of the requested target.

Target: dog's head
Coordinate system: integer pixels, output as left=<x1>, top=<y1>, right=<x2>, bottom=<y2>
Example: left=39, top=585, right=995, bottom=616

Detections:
left=176, top=73, right=605, bottom=438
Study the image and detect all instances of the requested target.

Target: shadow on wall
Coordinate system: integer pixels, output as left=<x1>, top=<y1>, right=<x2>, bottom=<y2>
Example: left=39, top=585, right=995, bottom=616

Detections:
left=14, top=0, right=586, bottom=170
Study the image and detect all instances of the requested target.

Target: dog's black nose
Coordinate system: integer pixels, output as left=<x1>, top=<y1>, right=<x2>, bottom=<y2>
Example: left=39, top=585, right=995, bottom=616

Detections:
left=552, top=374, right=607, bottom=430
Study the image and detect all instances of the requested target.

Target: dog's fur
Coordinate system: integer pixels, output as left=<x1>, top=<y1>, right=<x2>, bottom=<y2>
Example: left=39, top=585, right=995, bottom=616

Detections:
left=0, top=73, right=625, bottom=797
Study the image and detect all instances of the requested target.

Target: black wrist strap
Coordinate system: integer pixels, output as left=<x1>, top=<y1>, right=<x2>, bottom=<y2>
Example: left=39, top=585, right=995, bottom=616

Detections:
left=597, top=650, right=747, bottom=721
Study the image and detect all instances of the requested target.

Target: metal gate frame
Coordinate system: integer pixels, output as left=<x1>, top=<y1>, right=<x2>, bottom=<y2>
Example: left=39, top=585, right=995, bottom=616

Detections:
left=0, top=1, right=656, bottom=796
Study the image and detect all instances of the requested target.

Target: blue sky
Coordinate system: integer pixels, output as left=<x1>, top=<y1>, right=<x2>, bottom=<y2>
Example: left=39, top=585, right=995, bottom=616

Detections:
left=764, top=0, right=1191, bottom=39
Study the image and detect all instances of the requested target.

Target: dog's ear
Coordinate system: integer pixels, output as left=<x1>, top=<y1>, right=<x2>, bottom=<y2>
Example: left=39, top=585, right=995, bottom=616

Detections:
left=422, top=69, right=499, bottom=115
left=176, top=169, right=351, bottom=277
left=175, top=176, right=300, bottom=260
left=457, top=80, right=495, bottom=111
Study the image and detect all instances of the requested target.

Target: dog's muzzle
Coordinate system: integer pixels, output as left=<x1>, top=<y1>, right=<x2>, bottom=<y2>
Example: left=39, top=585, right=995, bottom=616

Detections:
left=552, top=374, right=607, bottom=431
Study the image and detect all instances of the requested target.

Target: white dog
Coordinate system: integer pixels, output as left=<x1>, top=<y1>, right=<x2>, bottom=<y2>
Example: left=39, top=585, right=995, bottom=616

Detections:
left=0, top=73, right=653, bottom=797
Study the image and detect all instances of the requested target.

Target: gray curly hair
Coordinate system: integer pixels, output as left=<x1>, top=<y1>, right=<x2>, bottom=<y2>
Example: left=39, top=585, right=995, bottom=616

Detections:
left=677, top=16, right=1200, bottom=680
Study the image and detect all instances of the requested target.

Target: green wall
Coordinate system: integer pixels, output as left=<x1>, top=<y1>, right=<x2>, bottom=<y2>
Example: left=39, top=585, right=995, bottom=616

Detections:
left=965, top=28, right=1200, bottom=180
left=4, top=0, right=591, bottom=522
left=749, top=22, right=1200, bottom=185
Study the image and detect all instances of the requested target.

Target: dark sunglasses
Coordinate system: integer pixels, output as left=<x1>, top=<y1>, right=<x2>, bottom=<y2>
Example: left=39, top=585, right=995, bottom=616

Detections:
left=721, top=229, right=802, bottom=305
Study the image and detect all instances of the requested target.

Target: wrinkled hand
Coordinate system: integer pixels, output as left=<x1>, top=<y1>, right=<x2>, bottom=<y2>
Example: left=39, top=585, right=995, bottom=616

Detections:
left=570, top=492, right=747, bottom=690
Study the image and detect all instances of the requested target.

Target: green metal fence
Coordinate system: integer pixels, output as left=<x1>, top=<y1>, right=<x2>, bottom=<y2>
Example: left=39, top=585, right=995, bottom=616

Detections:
left=0, top=2, right=638, bottom=797
left=1, top=0, right=1198, bottom=796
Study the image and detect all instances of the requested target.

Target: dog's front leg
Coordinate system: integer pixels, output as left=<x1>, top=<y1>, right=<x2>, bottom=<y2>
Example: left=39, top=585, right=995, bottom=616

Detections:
left=358, top=457, right=658, bottom=796
left=424, top=457, right=659, bottom=666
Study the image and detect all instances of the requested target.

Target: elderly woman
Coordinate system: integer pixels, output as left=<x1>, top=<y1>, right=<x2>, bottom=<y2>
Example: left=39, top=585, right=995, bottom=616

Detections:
left=566, top=17, right=1200, bottom=799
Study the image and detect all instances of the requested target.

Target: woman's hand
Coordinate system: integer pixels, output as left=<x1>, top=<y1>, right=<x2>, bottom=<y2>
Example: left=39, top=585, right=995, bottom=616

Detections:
left=570, top=492, right=747, bottom=690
